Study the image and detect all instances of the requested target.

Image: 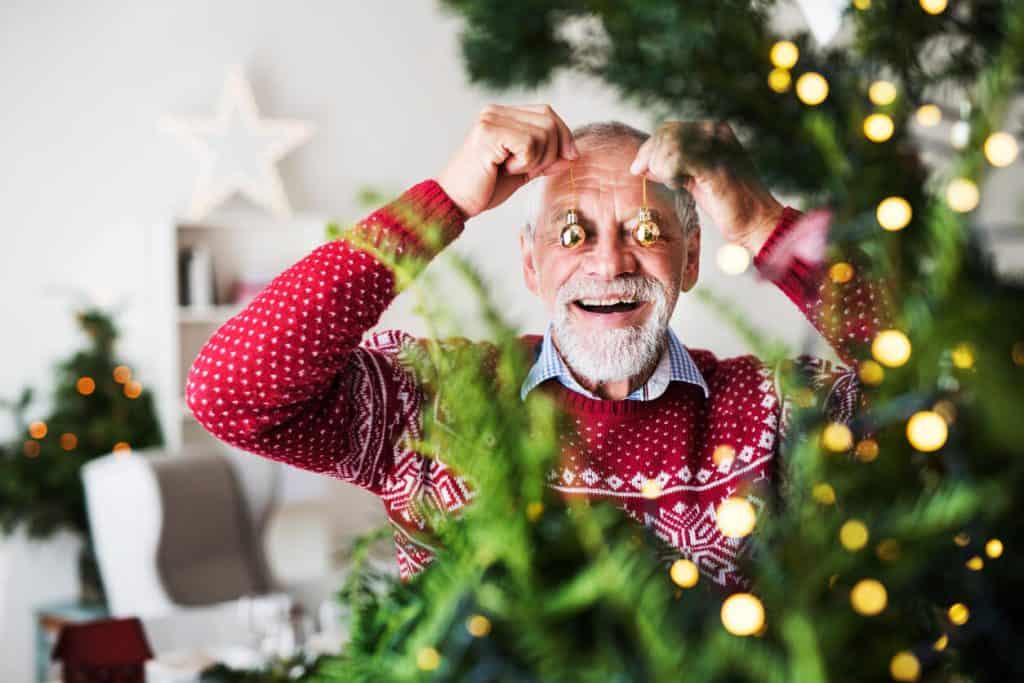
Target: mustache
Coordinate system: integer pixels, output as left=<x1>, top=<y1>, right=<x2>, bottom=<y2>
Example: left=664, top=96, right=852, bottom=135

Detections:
left=556, top=274, right=666, bottom=305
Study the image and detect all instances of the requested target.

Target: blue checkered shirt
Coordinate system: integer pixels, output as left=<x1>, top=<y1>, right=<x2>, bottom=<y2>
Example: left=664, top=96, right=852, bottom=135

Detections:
left=520, top=322, right=710, bottom=401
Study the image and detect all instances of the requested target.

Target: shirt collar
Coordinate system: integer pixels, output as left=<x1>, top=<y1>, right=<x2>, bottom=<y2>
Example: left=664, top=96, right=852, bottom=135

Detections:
left=520, top=322, right=709, bottom=401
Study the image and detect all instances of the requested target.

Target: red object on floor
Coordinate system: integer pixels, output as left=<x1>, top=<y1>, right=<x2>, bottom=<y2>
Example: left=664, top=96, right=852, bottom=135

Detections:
left=52, top=617, right=153, bottom=683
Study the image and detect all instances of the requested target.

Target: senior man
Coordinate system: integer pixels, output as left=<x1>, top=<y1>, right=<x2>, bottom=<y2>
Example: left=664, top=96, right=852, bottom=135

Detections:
left=187, top=105, right=884, bottom=589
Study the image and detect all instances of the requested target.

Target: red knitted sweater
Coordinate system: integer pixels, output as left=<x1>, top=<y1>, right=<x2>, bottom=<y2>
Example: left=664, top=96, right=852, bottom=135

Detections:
left=186, top=180, right=888, bottom=589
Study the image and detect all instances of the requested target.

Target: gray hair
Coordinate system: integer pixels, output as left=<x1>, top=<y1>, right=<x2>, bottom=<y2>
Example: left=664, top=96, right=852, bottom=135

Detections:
left=521, top=120, right=700, bottom=242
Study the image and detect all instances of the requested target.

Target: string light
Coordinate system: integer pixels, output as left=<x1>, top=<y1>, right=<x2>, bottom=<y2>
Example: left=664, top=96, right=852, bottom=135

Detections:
left=919, top=0, right=947, bottom=14
left=812, top=483, right=836, bottom=505
left=822, top=422, right=853, bottom=452
left=829, top=262, right=855, bottom=283
left=933, top=634, right=948, bottom=652
left=417, top=647, right=441, bottom=671
left=951, top=343, right=975, bottom=369
left=915, top=104, right=942, bottom=127
left=113, top=365, right=132, bottom=383
left=876, top=196, right=912, bottom=231
left=946, top=178, right=980, bottom=212
left=770, top=41, right=799, bottom=69
left=855, top=439, right=879, bottom=462
left=641, top=479, right=662, bottom=499
left=965, top=556, right=984, bottom=571
left=850, top=578, right=888, bottom=616
left=124, top=380, right=143, bottom=399
left=29, top=421, right=47, bottom=439
left=670, top=559, right=700, bottom=588
left=906, top=411, right=948, bottom=452
left=717, top=243, right=750, bottom=274
left=77, top=376, right=96, bottom=395
left=720, top=593, right=765, bottom=636
left=872, top=330, right=912, bottom=367
left=984, top=131, right=1018, bottom=167
left=890, top=651, right=921, bottom=681
left=768, top=68, right=791, bottom=93
left=947, top=603, right=969, bottom=626
left=953, top=532, right=970, bottom=547
left=716, top=497, right=757, bottom=538
left=796, top=72, right=829, bottom=106
left=985, top=538, right=1004, bottom=558
left=60, top=433, right=78, bottom=451
left=466, top=614, right=492, bottom=637
left=840, top=519, right=870, bottom=551
left=868, top=81, right=897, bottom=106
left=864, top=113, right=895, bottom=142
left=858, top=360, right=885, bottom=385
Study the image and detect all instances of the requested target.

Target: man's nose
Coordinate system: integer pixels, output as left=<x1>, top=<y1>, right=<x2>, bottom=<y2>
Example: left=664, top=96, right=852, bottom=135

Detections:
left=582, top=230, right=637, bottom=280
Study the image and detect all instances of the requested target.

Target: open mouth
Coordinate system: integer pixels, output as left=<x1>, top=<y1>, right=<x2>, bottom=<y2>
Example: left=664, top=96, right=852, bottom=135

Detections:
left=573, top=298, right=645, bottom=314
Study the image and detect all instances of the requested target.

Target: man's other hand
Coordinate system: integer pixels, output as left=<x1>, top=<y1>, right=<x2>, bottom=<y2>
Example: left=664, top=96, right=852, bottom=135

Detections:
left=629, top=121, right=784, bottom=254
left=437, top=104, right=579, bottom=219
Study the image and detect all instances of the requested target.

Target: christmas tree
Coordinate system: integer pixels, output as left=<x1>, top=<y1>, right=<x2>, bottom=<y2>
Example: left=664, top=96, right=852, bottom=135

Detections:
left=311, top=1, right=1024, bottom=680
left=0, top=308, right=164, bottom=599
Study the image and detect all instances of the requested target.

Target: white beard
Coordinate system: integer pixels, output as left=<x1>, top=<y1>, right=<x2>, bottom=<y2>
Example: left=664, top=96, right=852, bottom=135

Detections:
left=553, top=274, right=675, bottom=385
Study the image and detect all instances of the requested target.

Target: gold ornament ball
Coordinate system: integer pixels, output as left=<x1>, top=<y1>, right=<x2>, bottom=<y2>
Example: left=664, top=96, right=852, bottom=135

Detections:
left=561, top=223, right=585, bottom=248
left=920, top=0, right=947, bottom=14
left=906, top=411, right=948, bottom=452
left=946, top=178, right=980, bottom=213
left=948, top=602, right=969, bottom=626
left=915, top=103, right=942, bottom=127
left=890, top=651, right=921, bottom=682
left=985, top=538, right=1004, bottom=558
left=984, top=131, right=1019, bottom=167
left=796, top=72, right=829, bottom=106
left=768, top=68, right=791, bottom=93
left=670, top=559, right=700, bottom=588
left=876, top=196, right=912, bottom=231
left=634, top=218, right=661, bottom=246
left=864, top=113, right=895, bottom=142
left=872, top=330, right=912, bottom=367
left=868, top=80, right=897, bottom=106
left=716, top=497, right=757, bottom=538
left=840, top=519, right=870, bottom=551
left=770, top=41, right=799, bottom=69
left=850, top=578, right=888, bottom=616
left=720, top=593, right=765, bottom=636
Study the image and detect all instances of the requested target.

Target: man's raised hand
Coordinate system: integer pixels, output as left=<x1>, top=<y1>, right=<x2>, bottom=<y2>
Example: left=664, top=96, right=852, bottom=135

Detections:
left=437, top=104, right=578, bottom=219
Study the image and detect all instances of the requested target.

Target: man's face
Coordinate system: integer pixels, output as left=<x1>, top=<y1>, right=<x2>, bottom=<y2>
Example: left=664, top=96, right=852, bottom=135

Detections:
left=520, top=137, right=700, bottom=384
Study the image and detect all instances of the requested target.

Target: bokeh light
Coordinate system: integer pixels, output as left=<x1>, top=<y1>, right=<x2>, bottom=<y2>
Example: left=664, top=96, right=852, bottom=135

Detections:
left=77, top=376, right=96, bottom=395
left=840, top=519, right=869, bottom=551
left=863, top=113, right=894, bottom=142
left=670, top=559, right=700, bottom=588
left=890, top=651, right=920, bottom=681
left=876, top=196, right=912, bottom=231
left=822, top=422, right=853, bottom=452
left=721, top=593, right=765, bottom=636
left=796, top=72, right=829, bottom=105
left=850, top=578, right=887, bottom=615
left=717, top=243, right=750, bottom=275
left=868, top=80, right=897, bottom=106
left=915, top=104, right=942, bottom=127
left=984, top=131, right=1018, bottom=167
left=946, top=178, right=980, bottom=213
left=770, top=41, right=799, bottom=69
left=872, top=330, right=912, bottom=367
left=716, top=497, right=757, bottom=538
left=906, top=411, right=948, bottom=452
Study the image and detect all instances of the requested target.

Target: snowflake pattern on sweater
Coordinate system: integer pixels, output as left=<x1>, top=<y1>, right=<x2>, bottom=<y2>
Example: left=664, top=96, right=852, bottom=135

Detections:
left=185, top=180, right=889, bottom=589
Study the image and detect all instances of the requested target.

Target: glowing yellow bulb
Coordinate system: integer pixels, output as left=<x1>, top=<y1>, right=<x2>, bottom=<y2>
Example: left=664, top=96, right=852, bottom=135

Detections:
left=946, top=178, right=980, bottom=213
left=641, top=479, right=662, bottom=499
left=670, top=559, right=700, bottom=588
left=770, top=41, right=799, bottom=69
left=966, top=556, right=984, bottom=571
left=984, top=131, right=1018, bottom=167
left=417, top=647, right=441, bottom=671
left=854, top=0, right=871, bottom=8
left=124, top=380, right=143, bottom=399
left=716, top=497, right=757, bottom=538
left=768, top=68, right=792, bottom=93
left=948, top=602, right=969, bottom=625
left=113, top=365, right=132, bottom=383
left=720, top=593, right=765, bottom=636
left=855, top=439, right=879, bottom=462
left=985, top=538, right=1004, bottom=558
left=526, top=501, right=544, bottom=522
left=822, top=422, right=853, bottom=452
left=829, top=262, right=855, bottom=283
left=915, top=103, right=942, bottom=127
left=906, top=411, right=948, bottom=452
left=29, top=421, right=47, bottom=439
left=812, top=483, right=836, bottom=505
left=717, top=243, right=751, bottom=275
left=840, top=519, right=869, bottom=551
left=864, top=113, right=895, bottom=142
left=920, top=0, right=947, bottom=15
left=60, top=433, right=78, bottom=451
left=933, top=634, right=948, bottom=651
left=872, top=330, right=912, bottom=367
left=466, top=614, right=492, bottom=637
left=950, top=343, right=975, bottom=369
left=796, top=72, right=829, bottom=106
left=868, top=80, right=897, bottom=106
left=77, top=376, right=96, bottom=395
left=876, top=196, right=912, bottom=231
left=890, top=651, right=921, bottom=681
left=953, top=532, right=970, bottom=547
left=850, top=578, right=888, bottom=616
left=858, top=360, right=885, bottom=386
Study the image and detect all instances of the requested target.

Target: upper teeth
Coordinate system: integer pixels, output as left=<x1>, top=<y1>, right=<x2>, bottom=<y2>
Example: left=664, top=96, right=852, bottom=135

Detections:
left=579, top=298, right=636, bottom=306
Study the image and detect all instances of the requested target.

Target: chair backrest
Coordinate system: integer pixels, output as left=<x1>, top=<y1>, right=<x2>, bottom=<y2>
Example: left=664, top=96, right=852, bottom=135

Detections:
left=82, top=444, right=280, bottom=617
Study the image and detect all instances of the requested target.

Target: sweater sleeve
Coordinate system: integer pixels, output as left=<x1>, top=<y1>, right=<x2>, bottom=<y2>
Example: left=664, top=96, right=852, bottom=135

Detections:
left=184, top=180, right=466, bottom=494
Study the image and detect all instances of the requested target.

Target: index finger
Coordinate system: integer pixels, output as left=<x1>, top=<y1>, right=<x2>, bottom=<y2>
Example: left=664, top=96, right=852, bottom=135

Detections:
left=520, top=104, right=578, bottom=160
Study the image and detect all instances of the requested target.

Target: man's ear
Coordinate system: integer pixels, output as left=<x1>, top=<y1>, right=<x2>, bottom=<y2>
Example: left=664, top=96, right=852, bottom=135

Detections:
left=680, top=227, right=701, bottom=292
left=520, top=229, right=540, bottom=296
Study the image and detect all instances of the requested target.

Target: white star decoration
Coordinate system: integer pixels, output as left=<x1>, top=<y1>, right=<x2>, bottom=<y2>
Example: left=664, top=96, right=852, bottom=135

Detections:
left=160, top=66, right=315, bottom=220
